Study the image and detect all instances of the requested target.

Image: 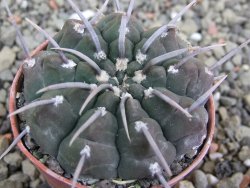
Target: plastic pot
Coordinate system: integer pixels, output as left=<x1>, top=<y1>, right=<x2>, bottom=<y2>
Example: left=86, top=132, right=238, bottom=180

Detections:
left=9, top=41, right=215, bottom=188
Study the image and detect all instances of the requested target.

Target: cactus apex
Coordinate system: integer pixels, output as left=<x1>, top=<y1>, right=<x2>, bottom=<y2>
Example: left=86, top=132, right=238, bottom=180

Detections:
left=116, top=58, right=129, bottom=71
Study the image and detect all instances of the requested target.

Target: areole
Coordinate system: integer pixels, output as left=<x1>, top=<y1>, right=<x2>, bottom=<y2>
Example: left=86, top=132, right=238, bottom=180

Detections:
left=9, top=41, right=215, bottom=188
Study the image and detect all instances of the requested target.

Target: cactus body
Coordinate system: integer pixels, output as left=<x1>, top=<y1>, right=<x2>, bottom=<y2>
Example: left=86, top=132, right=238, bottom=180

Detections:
left=20, top=3, right=215, bottom=181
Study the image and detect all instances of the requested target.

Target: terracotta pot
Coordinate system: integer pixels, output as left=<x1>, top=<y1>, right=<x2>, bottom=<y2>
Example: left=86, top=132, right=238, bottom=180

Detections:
left=9, top=41, right=215, bottom=188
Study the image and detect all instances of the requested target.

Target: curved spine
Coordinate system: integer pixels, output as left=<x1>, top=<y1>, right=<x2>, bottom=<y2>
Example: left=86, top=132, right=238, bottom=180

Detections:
left=168, top=0, right=198, bottom=27
left=119, top=93, right=132, bottom=142
left=113, top=0, right=121, bottom=12
left=71, top=145, right=91, bottom=188
left=127, top=0, right=135, bottom=19
left=188, top=75, right=227, bottom=112
left=0, top=126, right=30, bottom=160
left=79, top=84, right=113, bottom=115
left=175, top=43, right=226, bottom=68
left=25, top=18, right=69, bottom=64
left=149, top=163, right=171, bottom=188
left=66, top=0, right=106, bottom=60
left=142, top=47, right=191, bottom=73
left=90, top=0, right=110, bottom=24
left=141, top=25, right=168, bottom=54
left=70, top=108, right=107, bottom=146
left=141, top=0, right=198, bottom=54
left=118, top=15, right=128, bottom=58
left=144, top=88, right=192, bottom=118
left=52, top=47, right=102, bottom=74
left=36, top=82, right=96, bottom=94
left=4, top=0, right=30, bottom=58
left=209, top=38, right=250, bottom=71
left=8, top=96, right=64, bottom=117
left=135, top=121, right=172, bottom=177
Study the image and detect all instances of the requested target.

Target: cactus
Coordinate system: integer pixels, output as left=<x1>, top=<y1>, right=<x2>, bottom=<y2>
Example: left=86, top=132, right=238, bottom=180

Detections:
left=3, top=0, right=250, bottom=187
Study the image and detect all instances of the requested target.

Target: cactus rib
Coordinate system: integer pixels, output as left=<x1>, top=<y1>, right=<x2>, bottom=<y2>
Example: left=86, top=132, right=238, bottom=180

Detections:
left=144, top=88, right=192, bottom=118
left=135, top=121, right=172, bottom=177
left=70, top=107, right=107, bottom=146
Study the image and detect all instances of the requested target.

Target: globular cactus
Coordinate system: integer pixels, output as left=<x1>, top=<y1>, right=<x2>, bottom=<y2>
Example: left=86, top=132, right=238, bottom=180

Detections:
left=3, top=0, right=250, bottom=187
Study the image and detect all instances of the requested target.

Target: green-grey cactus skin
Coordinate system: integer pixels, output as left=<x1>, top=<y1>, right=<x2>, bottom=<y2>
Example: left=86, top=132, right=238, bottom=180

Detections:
left=22, top=9, right=214, bottom=180
left=142, top=88, right=208, bottom=157
left=58, top=108, right=119, bottom=179
left=116, top=98, right=176, bottom=179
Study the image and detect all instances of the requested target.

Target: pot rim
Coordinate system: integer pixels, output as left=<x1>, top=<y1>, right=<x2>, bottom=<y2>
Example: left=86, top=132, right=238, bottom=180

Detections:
left=9, top=41, right=215, bottom=187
